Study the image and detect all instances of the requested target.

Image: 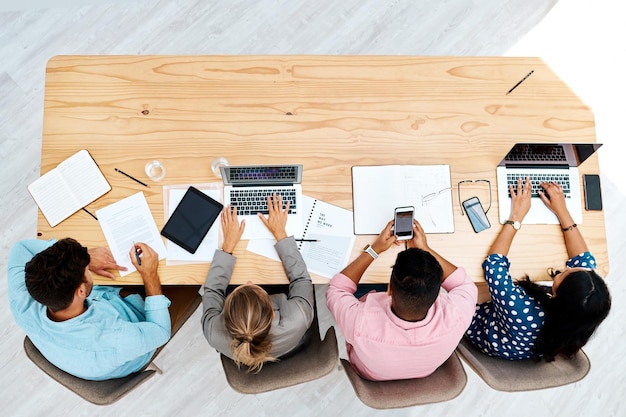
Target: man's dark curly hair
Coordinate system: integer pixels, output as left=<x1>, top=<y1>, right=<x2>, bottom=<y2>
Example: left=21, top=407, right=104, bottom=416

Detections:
left=25, top=238, right=90, bottom=312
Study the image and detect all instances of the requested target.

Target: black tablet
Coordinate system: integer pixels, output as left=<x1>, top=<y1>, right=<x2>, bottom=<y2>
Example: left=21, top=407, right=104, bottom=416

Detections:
left=161, top=186, right=223, bottom=254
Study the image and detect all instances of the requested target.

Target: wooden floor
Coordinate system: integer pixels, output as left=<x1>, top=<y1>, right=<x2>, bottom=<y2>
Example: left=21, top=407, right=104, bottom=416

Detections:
left=1, top=1, right=625, bottom=415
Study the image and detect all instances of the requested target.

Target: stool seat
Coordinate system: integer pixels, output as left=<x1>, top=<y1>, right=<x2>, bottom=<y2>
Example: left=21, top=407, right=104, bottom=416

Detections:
left=340, top=352, right=467, bottom=409
left=456, top=337, right=590, bottom=392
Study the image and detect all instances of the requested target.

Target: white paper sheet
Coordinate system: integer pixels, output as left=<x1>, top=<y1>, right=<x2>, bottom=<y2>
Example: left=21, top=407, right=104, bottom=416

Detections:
left=96, top=192, right=167, bottom=277
left=164, top=188, right=221, bottom=263
left=247, top=195, right=356, bottom=278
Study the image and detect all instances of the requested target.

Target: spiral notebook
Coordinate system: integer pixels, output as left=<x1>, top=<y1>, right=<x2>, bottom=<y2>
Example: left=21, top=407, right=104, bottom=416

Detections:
left=247, top=195, right=356, bottom=278
left=296, top=196, right=356, bottom=277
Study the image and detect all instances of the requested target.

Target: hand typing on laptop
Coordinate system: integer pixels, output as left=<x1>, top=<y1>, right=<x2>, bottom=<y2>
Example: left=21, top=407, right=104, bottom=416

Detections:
left=257, top=194, right=289, bottom=241
left=221, top=206, right=246, bottom=254
left=220, top=194, right=290, bottom=253
left=221, top=164, right=304, bottom=239
left=538, top=181, right=574, bottom=228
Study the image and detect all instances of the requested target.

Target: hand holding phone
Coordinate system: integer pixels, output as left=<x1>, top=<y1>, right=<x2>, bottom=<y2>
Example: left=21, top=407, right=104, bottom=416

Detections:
left=462, top=197, right=491, bottom=233
left=394, top=206, right=415, bottom=240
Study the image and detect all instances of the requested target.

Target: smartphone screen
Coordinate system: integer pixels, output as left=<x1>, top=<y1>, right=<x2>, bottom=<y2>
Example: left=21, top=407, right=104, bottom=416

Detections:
left=583, top=174, right=602, bottom=210
left=394, top=206, right=414, bottom=240
left=462, top=197, right=491, bottom=233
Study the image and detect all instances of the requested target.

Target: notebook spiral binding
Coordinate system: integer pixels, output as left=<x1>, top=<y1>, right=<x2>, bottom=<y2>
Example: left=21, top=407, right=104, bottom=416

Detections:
left=298, top=199, right=317, bottom=250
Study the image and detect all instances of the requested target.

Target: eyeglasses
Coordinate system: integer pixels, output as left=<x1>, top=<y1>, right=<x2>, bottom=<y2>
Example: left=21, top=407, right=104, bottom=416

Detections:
left=458, top=179, right=491, bottom=214
left=422, top=187, right=452, bottom=206
left=421, top=186, right=452, bottom=227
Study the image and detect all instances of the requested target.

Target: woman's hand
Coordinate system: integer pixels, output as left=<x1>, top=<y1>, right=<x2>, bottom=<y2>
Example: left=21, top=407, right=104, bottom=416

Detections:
left=538, top=181, right=569, bottom=219
left=221, top=205, right=245, bottom=253
left=509, top=177, right=532, bottom=222
left=258, top=193, right=289, bottom=241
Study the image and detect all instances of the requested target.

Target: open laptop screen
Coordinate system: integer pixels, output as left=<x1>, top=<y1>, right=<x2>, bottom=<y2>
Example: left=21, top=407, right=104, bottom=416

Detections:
left=498, top=143, right=602, bottom=168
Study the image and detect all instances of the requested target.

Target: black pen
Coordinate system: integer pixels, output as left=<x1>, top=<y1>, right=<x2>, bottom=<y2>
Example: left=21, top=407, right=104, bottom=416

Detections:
left=296, top=239, right=320, bottom=242
left=506, top=70, right=534, bottom=95
left=133, top=241, right=141, bottom=265
left=115, top=168, right=150, bottom=188
left=82, top=207, right=98, bottom=220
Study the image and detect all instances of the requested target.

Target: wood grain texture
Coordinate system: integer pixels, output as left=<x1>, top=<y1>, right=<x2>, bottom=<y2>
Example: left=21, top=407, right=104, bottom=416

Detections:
left=3, top=1, right=626, bottom=416
left=38, top=55, right=606, bottom=286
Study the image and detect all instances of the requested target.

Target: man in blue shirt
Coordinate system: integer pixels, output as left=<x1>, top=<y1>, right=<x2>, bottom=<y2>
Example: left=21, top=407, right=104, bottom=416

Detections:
left=8, top=238, right=171, bottom=380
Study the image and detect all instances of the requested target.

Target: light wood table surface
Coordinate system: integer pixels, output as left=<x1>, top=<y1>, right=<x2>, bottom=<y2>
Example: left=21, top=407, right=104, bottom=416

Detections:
left=38, top=55, right=607, bottom=299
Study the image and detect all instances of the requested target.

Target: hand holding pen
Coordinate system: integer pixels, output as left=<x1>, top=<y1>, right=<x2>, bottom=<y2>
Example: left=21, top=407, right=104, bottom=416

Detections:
left=132, top=241, right=141, bottom=265
left=129, top=242, right=162, bottom=296
left=130, top=242, right=159, bottom=274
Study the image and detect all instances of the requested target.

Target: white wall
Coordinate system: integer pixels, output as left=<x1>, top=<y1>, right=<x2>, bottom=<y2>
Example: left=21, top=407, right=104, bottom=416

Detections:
left=506, top=0, right=626, bottom=195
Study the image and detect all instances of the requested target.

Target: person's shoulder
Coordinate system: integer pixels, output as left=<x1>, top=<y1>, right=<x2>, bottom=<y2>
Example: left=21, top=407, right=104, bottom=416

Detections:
left=568, top=251, right=596, bottom=267
left=484, top=253, right=510, bottom=264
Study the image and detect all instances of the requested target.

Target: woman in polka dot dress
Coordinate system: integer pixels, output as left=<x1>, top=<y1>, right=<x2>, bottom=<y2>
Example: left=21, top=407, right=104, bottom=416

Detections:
left=466, top=178, right=611, bottom=361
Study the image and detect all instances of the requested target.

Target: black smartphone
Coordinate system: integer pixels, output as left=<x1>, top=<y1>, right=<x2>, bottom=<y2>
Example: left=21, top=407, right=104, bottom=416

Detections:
left=394, top=206, right=414, bottom=240
left=583, top=174, right=603, bottom=210
left=462, top=196, right=491, bottom=233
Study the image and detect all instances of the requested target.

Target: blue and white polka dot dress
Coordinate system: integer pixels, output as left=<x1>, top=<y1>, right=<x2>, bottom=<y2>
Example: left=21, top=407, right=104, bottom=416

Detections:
left=465, top=252, right=596, bottom=360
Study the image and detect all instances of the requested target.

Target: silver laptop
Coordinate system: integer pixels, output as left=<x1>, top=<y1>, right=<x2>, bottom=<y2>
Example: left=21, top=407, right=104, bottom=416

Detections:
left=220, top=164, right=304, bottom=239
left=496, top=143, right=602, bottom=225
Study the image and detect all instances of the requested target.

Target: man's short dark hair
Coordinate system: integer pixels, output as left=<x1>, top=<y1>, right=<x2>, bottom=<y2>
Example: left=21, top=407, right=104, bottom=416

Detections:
left=389, top=248, right=443, bottom=319
left=25, top=238, right=90, bottom=312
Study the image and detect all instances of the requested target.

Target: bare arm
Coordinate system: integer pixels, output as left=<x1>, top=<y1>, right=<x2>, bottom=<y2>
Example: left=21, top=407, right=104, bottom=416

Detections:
left=488, top=178, right=532, bottom=256
left=407, top=219, right=457, bottom=280
left=340, top=220, right=398, bottom=285
left=539, top=181, right=589, bottom=257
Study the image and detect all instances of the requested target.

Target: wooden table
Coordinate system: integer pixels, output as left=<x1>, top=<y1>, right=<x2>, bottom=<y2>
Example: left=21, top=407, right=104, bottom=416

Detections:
left=39, top=55, right=607, bottom=298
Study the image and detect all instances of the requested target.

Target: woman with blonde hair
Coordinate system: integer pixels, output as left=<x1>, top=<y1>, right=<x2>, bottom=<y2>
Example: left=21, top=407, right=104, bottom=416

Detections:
left=201, top=194, right=314, bottom=372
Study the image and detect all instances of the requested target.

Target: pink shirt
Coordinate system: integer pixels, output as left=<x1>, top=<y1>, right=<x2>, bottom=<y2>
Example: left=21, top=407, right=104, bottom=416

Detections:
left=326, top=268, right=477, bottom=381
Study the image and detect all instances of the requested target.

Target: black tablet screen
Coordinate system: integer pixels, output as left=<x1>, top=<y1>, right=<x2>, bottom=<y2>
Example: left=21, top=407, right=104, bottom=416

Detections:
left=160, top=186, right=223, bottom=254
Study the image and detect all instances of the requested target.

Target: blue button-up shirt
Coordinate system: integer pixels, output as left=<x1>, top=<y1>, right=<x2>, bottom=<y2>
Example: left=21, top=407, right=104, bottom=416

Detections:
left=8, top=240, right=171, bottom=380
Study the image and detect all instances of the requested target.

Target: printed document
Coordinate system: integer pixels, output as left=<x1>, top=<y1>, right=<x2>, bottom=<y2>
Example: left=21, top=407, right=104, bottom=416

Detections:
left=96, top=192, right=167, bottom=277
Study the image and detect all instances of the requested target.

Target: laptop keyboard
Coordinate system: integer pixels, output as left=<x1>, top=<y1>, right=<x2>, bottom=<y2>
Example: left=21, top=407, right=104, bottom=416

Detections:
left=229, top=188, right=298, bottom=215
left=507, top=173, right=571, bottom=198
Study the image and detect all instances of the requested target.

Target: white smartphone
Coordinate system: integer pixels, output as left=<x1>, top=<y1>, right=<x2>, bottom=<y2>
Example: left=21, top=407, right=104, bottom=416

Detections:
left=394, top=206, right=415, bottom=240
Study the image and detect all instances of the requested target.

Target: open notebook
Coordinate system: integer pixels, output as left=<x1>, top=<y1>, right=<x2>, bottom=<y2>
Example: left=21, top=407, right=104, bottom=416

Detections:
left=28, top=150, right=110, bottom=227
left=352, top=165, right=454, bottom=234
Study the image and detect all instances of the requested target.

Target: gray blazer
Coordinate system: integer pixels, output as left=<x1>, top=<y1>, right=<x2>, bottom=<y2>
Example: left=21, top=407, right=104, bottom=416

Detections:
left=201, top=237, right=315, bottom=360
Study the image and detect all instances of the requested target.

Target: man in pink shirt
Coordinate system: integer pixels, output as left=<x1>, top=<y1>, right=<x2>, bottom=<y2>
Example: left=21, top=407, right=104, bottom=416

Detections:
left=326, top=219, right=477, bottom=381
